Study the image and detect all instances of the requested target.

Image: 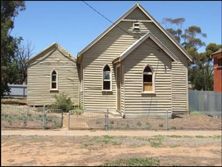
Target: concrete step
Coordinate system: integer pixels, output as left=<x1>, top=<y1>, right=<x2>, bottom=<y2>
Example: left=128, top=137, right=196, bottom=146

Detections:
left=108, top=110, right=122, bottom=118
left=124, top=111, right=172, bottom=119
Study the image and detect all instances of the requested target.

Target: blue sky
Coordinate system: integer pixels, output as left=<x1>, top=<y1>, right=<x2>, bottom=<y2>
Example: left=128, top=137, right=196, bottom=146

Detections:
left=11, top=1, right=222, bottom=57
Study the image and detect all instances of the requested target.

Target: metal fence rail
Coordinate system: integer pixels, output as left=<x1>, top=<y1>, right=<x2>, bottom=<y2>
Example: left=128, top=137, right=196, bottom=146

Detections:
left=68, top=111, right=106, bottom=130
left=1, top=105, right=63, bottom=129
left=189, top=90, right=222, bottom=116
left=68, top=110, right=171, bottom=130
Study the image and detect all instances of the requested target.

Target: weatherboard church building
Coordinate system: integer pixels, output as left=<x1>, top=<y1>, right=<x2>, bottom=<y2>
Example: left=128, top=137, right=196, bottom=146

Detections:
left=27, top=4, right=191, bottom=116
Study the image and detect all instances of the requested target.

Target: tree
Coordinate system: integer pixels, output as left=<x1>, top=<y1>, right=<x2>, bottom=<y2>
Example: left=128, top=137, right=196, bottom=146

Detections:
left=162, top=17, right=217, bottom=90
left=1, top=1, right=25, bottom=96
left=162, top=18, right=207, bottom=58
left=162, top=17, right=185, bottom=43
left=15, top=42, right=34, bottom=84
left=203, top=43, right=222, bottom=61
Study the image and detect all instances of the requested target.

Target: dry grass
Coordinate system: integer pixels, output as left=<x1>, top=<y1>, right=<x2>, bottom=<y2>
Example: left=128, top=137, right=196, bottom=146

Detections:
left=2, top=135, right=221, bottom=166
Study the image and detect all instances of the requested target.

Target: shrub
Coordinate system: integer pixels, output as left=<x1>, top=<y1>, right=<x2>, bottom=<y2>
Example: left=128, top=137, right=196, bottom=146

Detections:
left=148, top=135, right=164, bottom=147
left=137, top=121, right=142, bottom=127
left=51, top=93, right=74, bottom=112
left=70, top=105, right=84, bottom=115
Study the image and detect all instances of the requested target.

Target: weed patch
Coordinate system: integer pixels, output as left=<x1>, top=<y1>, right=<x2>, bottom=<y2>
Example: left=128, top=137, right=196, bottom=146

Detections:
left=148, top=135, right=164, bottom=147
left=104, top=157, right=160, bottom=166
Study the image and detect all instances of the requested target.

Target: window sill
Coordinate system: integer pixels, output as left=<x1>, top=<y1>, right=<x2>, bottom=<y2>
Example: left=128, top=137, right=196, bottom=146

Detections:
left=102, top=90, right=112, bottom=92
left=50, top=89, right=59, bottom=92
left=141, top=91, right=156, bottom=95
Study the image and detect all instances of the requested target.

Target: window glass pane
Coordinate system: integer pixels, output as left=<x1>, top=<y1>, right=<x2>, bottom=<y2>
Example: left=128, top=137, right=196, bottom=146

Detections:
left=52, top=71, right=56, bottom=75
left=103, top=81, right=110, bottom=90
left=144, top=66, right=152, bottom=72
left=104, top=71, right=110, bottom=80
left=103, top=65, right=110, bottom=71
left=218, top=58, right=222, bottom=66
left=52, top=75, right=56, bottom=81
left=52, top=82, right=57, bottom=89
left=143, top=74, right=152, bottom=82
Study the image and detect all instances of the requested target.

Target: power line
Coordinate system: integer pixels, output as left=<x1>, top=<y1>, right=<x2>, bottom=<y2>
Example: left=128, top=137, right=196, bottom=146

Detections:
left=82, top=1, right=113, bottom=25
left=82, top=1, right=131, bottom=35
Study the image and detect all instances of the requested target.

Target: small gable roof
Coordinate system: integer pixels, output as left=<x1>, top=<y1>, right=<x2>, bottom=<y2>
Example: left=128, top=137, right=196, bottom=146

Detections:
left=211, top=48, right=222, bottom=59
left=28, top=43, right=75, bottom=65
left=113, top=31, right=176, bottom=64
left=211, top=48, right=222, bottom=56
left=77, top=3, right=192, bottom=62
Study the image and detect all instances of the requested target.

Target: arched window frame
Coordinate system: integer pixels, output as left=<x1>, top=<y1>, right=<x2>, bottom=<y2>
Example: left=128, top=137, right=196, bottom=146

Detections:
left=142, top=65, right=155, bottom=93
left=102, top=64, right=112, bottom=91
left=50, top=69, right=58, bottom=90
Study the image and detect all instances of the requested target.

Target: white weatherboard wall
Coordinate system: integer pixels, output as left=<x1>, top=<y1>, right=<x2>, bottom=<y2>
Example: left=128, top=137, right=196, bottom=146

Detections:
left=123, top=38, right=172, bottom=114
left=81, top=22, right=139, bottom=112
left=144, top=22, right=189, bottom=113
left=80, top=7, right=189, bottom=113
left=27, top=5, right=190, bottom=115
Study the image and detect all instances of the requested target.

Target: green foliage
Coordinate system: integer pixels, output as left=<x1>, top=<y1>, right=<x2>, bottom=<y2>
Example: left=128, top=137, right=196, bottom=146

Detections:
left=102, top=135, right=114, bottom=144
left=51, top=93, right=74, bottom=112
left=163, top=17, right=222, bottom=91
left=190, top=111, right=203, bottom=115
left=92, top=136, right=116, bottom=146
left=71, top=105, right=84, bottom=115
left=136, top=121, right=142, bottom=127
left=104, top=157, right=160, bottom=166
left=148, top=135, right=164, bottom=147
left=69, top=105, right=84, bottom=115
left=1, top=111, right=61, bottom=129
left=189, top=62, right=213, bottom=90
left=1, top=1, right=25, bottom=96
left=204, top=43, right=222, bottom=60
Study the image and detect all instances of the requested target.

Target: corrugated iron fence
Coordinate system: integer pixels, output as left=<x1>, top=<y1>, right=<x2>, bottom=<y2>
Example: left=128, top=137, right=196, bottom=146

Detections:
left=189, top=90, right=222, bottom=116
left=6, top=84, right=27, bottom=97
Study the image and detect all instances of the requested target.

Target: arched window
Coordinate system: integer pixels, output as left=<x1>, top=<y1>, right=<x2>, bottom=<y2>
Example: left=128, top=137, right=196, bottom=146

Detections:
left=143, top=66, right=154, bottom=92
left=51, top=70, right=58, bottom=90
left=103, top=65, right=111, bottom=90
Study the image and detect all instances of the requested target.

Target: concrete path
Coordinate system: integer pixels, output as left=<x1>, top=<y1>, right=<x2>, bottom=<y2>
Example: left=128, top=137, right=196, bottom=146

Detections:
left=2, top=129, right=221, bottom=137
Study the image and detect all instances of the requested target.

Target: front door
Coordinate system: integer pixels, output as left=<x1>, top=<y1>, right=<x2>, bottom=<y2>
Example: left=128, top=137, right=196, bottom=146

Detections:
left=116, top=66, right=121, bottom=111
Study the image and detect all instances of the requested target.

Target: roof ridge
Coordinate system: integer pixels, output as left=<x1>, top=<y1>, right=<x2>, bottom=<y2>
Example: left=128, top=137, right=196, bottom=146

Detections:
left=28, top=43, right=76, bottom=65
left=77, top=3, right=192, bottom=62
left=212, top=48, right=222, bottom=55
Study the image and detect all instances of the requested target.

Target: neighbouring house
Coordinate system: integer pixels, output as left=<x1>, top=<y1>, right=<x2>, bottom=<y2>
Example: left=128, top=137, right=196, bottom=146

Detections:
left=27, top=4, right=192, bottom=116
left=212, top=48, right=222, bottom=92
left=27, top=44, right=79, bottom=105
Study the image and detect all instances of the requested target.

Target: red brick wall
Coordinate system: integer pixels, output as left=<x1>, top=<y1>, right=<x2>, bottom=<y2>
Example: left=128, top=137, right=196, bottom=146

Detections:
left=213, top=53, right=222, bottom=92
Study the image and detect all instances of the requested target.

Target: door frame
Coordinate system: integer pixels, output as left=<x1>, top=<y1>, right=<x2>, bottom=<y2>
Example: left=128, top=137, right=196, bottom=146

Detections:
left=116, top=64, right=121, bottom=111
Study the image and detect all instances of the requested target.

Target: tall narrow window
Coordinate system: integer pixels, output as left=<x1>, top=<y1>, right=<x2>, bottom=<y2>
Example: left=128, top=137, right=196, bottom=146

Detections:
left=143, top=66, right=153, bottom=92
left=51, top=70, right=58, bottom=90
left=103, top=65, right=111, bottom=90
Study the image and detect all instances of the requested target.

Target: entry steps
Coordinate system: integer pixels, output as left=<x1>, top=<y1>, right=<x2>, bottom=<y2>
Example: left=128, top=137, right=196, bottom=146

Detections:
left=123, top=111, right=172, bottom=119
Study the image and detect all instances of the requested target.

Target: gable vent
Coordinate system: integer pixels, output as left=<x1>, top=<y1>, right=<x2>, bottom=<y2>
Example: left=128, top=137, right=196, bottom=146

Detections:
left=133, top=22, right=140, bottom=32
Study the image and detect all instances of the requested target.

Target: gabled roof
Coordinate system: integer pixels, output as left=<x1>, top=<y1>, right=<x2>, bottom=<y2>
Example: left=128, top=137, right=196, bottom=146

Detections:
left=211, top=48, right=222, bottom=55
left=28, top=43, right=75, bottom=65
left=77, top=3, right=192, bottom=62
left=113, top=31, right=176, bottom=64
left=211, top=48, right=222, bottom=59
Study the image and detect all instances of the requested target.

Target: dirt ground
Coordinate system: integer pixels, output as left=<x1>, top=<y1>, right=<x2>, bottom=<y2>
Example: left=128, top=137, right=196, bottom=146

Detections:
left=2, top=134, right=221, bottom=166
